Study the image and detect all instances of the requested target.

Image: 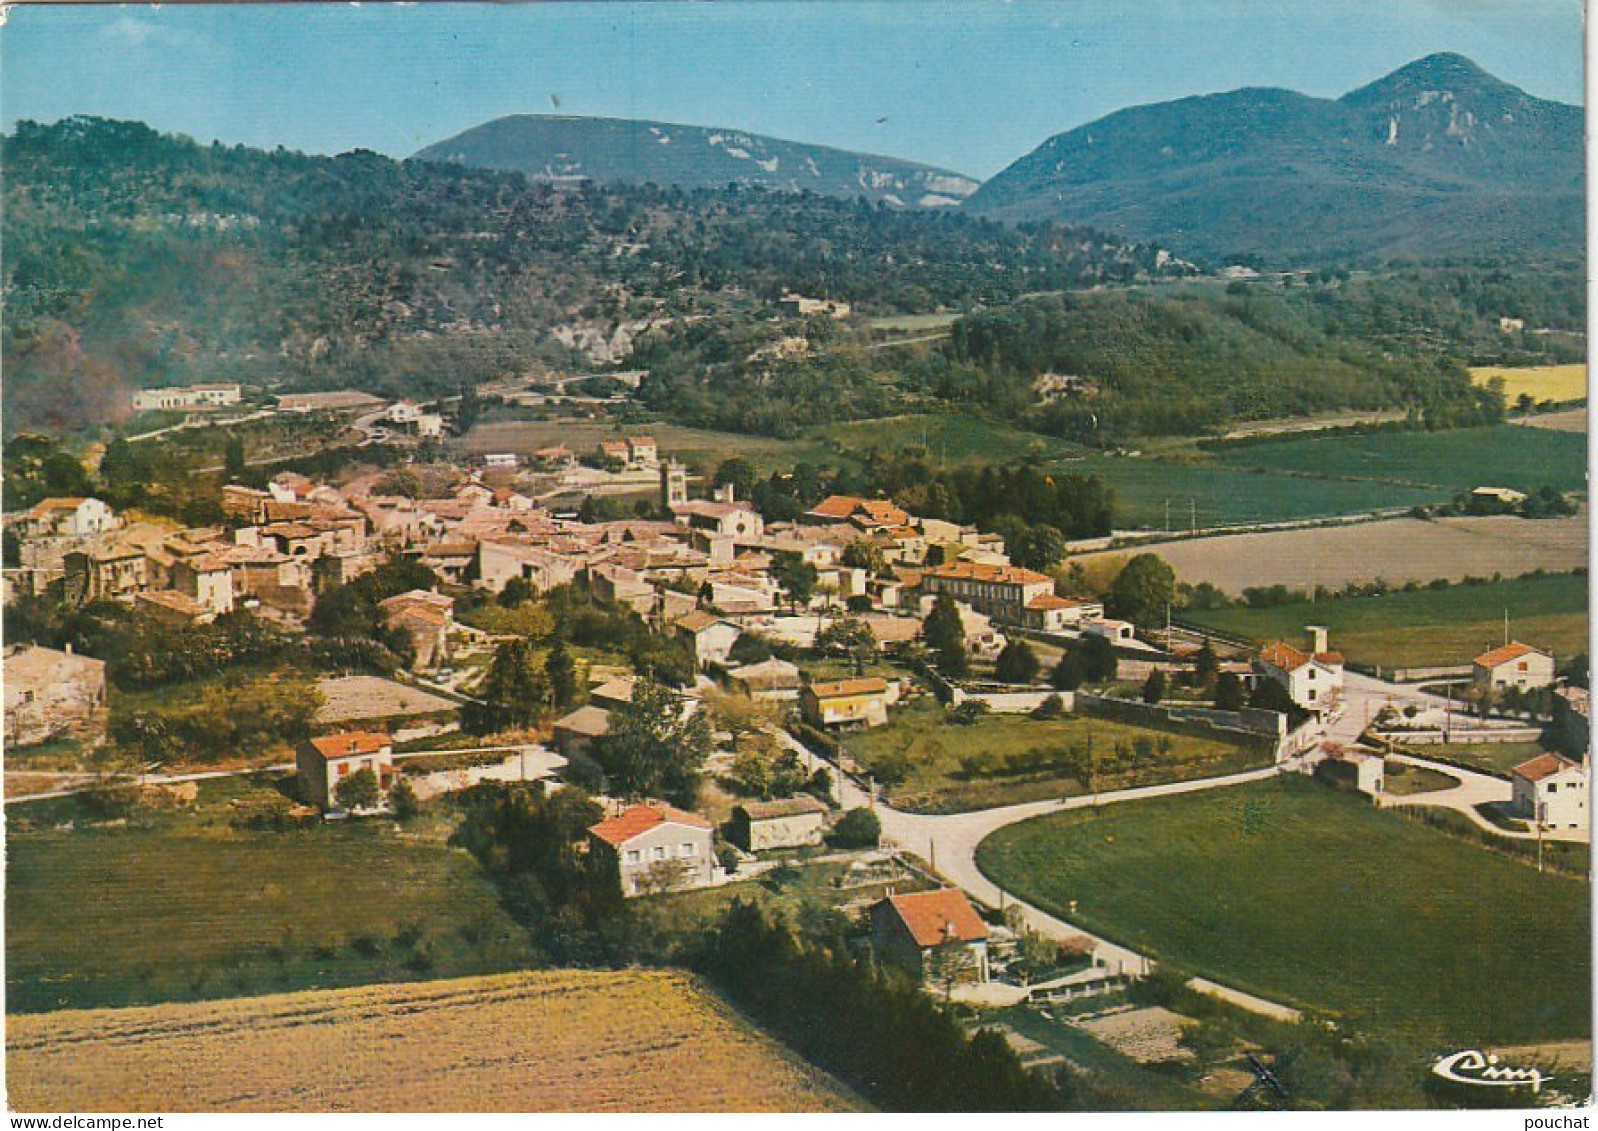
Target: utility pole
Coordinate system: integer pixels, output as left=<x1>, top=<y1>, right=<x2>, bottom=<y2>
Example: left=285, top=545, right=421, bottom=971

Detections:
left=1190, top=498, right=1197, bottom=534
left=1165, top=498, right=1171, bottom=534
left=1504, top=608, right=1511, bottom=647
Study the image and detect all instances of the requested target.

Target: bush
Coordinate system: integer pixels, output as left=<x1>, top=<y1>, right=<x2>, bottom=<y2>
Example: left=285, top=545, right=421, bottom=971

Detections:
left=828, top=807, right=881, bottom=848
left=390, top=776, right=420, bottom=821
left=230, top=794, right=298, bottom=832
left=334, top=767, right=381, bottom=812
left=1031, top=693, right=1067, bottom=720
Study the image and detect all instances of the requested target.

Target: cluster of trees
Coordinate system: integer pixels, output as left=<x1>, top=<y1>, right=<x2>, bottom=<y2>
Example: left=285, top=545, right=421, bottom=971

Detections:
left=697, top=900, right=1072, bottom=1111
left=307, top=556, right=443, bottom=671
left=111, top=673, right=322, bottom=765
left=943, top=281, right=1511, bottom=443
left=465, top=637, right=579, bottom=734
left=4, top=115, right=1175, bottom=436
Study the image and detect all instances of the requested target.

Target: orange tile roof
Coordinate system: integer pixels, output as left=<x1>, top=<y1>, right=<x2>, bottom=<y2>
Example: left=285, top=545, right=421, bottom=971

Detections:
left=807, top=495, right=865, bottom=520
left=925, top=560, right=1054, bottom=586
left=308, top=731, right=391, bottom=760
left=1513, top=752, right=1581, bottom=783
left=1027, top=593, right=1085, bottom=610
left=588, top=803, right=713, bottom=847
left=1474, top=641, right=1547, bottom=669
left=807, top=677, right=889, bottom=699
left=883, top=888, right=989, bottom=948
left=1259, top=642, right=1307, bottom=672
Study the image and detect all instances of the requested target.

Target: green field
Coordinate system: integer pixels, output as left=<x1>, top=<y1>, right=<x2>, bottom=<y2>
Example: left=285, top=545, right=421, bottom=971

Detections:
left=1183, top=573, right=1588, bottom=670
left=1381, top=762, right=1459, bottom=796
left=1065, top=454, right=1447, bottom=529
left=1402, top=742, right=1549, bottom=779
left=1216, top=425, right=1588, bottom=495
left=846, top=701, right=1269, bottom=813
left=6, top=798, right=541, bottom=1012
left=977, top=777, right=1590, bottom=1044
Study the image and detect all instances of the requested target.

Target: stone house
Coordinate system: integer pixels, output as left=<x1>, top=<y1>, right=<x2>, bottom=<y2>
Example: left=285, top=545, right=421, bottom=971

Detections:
left=3, top=644, right=108, bottom=748
left=870, top=888, right=990, bottom=984
left=730, top=795, right=828, bottom=852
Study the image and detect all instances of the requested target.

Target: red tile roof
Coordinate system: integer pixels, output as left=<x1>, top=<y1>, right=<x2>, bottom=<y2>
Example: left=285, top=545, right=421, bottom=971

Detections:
left=1474, top=641, right=1548, bottom=669
left=883, top=888, right=989, bottom=948
left=925, top=561, right=1053, bottom=587
left=588, top=803, right=713, bottom=847
left=1513, top=752, right=1581, bottom=783
left=308, top=731, right=391, bottom=761
left=807, top=495, right=865, bottom=520
left=1257, top=642, right=1341, bottom=672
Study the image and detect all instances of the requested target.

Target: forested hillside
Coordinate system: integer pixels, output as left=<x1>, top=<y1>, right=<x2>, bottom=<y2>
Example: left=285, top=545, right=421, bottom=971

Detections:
left=2, top=117, right=1169, bottom=435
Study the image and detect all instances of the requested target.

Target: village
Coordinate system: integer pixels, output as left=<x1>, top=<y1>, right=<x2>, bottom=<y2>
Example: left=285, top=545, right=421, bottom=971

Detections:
left=5, top=395, right=1589, bottom=1065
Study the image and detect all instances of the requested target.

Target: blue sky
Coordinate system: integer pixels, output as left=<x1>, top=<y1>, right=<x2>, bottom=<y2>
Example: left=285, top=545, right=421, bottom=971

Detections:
left=0, top=2, right=1583, bottom=179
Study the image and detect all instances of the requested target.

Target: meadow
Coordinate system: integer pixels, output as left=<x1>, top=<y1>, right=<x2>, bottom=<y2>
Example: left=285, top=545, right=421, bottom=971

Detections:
left=1181, top=572, right=1588, bottom=669
left=976, top=777, right=1591, bottom=1045
left=6, top=806, right=542, bottom=1012
left=1470, top=364, right=1588, bottom=405
left=7, top=969, right=863, bottom=1112
left=1215, top=424, right=1587, bottom=494
left=846, top=701, right=1268, bottom=813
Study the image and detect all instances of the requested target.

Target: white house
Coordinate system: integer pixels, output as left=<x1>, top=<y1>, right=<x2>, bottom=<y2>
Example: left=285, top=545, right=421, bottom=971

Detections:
left=674, top=610, right=741, bottom=668
left=1254, top=627, right=1344, bottom=712
left=297, top=731, right=396, bottom=810
left=17, top=497, right=119, bottom=541
left=1473, top=642, right=1557, bottom=694
left=1512, top=753, right=1587, bottom=831
left=587, top=803, right=715, bottom=897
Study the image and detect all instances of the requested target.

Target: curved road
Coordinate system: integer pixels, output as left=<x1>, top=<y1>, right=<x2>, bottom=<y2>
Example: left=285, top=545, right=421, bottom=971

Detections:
left=778, top=729, right=1303, bottom=1022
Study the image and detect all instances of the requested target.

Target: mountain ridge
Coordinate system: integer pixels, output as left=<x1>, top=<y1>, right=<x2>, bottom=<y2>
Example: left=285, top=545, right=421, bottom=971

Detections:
left=413, top=114, right=979, bottom=208
left=964, top=53, right=1583, bottom=265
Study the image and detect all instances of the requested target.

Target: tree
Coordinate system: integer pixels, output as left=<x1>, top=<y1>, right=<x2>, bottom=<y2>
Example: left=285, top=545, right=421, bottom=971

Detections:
left=1109, top=554, right=1177, bottom=629
left=1142, top=669, right=1167, bottom=704
left=816, top=615, right=876, bottom=676
left=1193, top=641, right=1219, bottom=688
left=591, top=678, right=712, bottom=807
left=828, top=807, right=880, bottom=848
left=473, top=638, right=549, bottom=732
left=335, top=766, right=381, bottom=811
left=1052, top=650, right=1085, bottom=691
left=390, top=776, right=420, bottom=820
left=224, top=436, right=247, bottom=481
left=923, top=593, right=969, bottom=678
left=840, top=539, right=887, bottom=575
left=772, top=553, right=818, bottom=610
left=727, top=632, right=773, bottom=665
left=1215, top=671, right=1245, bottom=711
left=995, top=639, right=1040, bottom=685
left=545, top=638, right=578, bottom=710
left=713, top=456, right=758, bottom=501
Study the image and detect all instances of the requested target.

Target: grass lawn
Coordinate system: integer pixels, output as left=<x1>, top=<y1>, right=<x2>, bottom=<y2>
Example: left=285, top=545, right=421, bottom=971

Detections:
left=1381, top=762, right=1459, bottom=796
left=1182, top=573, right=1588, bottom=670
left=6, top=806, right=541, bottom=1013
left=1216, top=425, right=1588, bottom=495
left=976, top=777, right=1590, bottom=1044
left=845, top=701, right=1270, bottom=814
left=1470, top=364, right=1587, bottom=405
left=1403, top=742, right=1549, bottom=779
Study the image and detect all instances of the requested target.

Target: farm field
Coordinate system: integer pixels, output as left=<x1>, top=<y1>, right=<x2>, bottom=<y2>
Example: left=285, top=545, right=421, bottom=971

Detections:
left=6, top=817, right=541, bottom=1012
left=1181, top=573, right=1588, bottom=669
left=976, top=777, right=1590, bottom=1044
left=1215, top=424, right=1587, bottom=494
left=845, top=701, right=1269, bottom=813
left=1077, top=508, right=1588, bottom=595
left=1517, top=407, right=1587, bottom=433
left=1470, top=364, right=1587, bottom=404
left=462, top=418, right=805, bottom=471
left=6, top=969, right=863, bottom=1112
left=1063, top=454, right=1445, bottom=530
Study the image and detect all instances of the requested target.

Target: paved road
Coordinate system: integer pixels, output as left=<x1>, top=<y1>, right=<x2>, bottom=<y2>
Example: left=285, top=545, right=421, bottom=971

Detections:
left=777, top=728, right=1303, bottom=1022
left=1384, top=751, right=1589, bottom=844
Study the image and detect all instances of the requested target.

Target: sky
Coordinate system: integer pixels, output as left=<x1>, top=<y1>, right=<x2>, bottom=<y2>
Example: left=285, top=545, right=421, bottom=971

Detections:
left=0, top=1, right=1585, bottom=179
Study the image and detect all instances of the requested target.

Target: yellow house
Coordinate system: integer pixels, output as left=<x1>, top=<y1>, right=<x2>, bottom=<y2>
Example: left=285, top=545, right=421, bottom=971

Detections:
left=800, top=677, right=896, bottom=730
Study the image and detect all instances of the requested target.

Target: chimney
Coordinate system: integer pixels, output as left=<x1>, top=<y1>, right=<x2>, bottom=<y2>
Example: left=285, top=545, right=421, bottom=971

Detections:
left=1306, top=626, right=1328, bottom=655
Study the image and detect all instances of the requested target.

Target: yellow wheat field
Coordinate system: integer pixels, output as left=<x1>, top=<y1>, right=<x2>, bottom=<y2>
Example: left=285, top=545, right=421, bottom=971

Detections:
left=6, top=969, right=865, bottom=1113
left=1470, top=364, right=1588, bottom=404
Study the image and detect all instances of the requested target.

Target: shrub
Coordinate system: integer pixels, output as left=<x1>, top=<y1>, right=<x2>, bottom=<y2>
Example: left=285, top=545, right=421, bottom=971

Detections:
left=390, top=776, right=421, bottom=820
left=829, top=807, right=881, bottom=848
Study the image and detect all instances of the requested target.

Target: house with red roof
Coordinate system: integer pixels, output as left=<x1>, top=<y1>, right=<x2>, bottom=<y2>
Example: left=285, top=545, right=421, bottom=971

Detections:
left=1253, top=627, right=1344, bottom=712
left=587, top=803, right=715, bottom=896
left=1511, top=752, right=1587, bottom=831
left=869, top=887, right=991, bottom=984
left=296, top=730, right=396, bottom=809
left=1472, top=641, right=1556, bottom=695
